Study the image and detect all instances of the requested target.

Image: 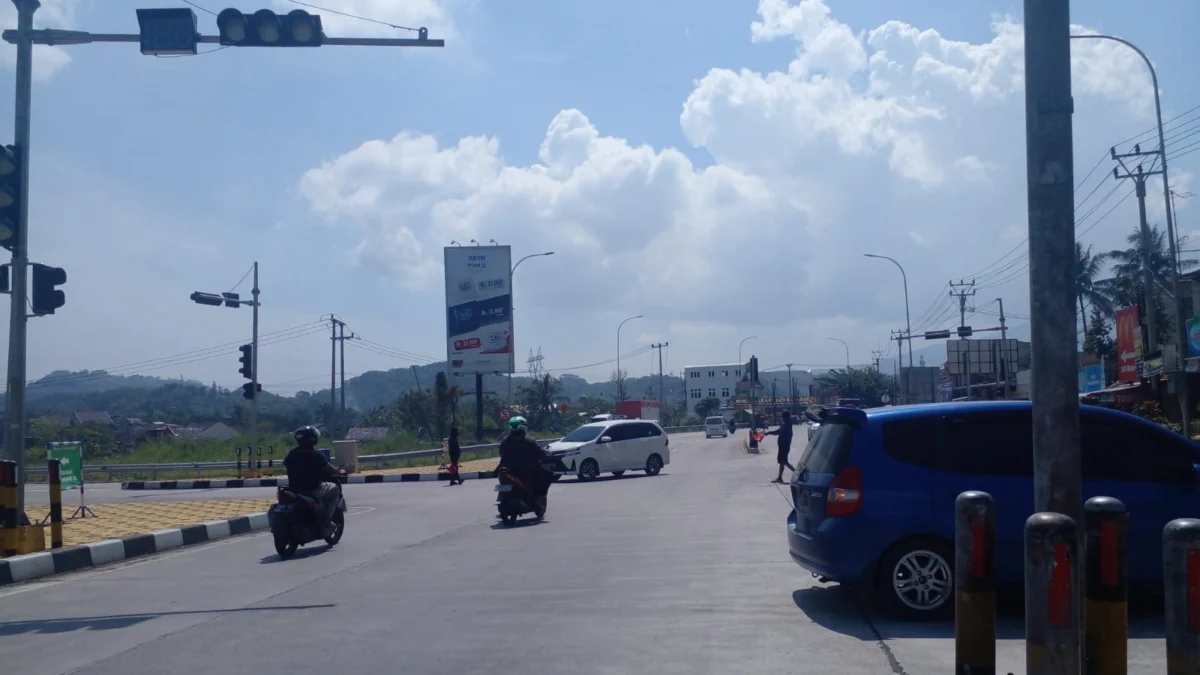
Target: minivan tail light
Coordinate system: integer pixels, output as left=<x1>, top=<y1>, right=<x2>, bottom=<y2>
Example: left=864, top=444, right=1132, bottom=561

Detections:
left=826, top=466, right=862, bottom=517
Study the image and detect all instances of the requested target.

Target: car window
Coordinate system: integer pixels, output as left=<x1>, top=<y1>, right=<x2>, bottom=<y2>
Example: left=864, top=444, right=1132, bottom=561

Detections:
left=1081, top=413, right=1197, bottom=484
left=797, top=422, right=855, bottom=474
left=562, top=425, right=605, bottom=443
left=938, top=412, right=1033, bottom=477
left=605, top=423, right=639, bottom=442
left=706, top=417, right=724, bottom=424
left=637, top=423, right=662, bottom=437
left=882, top=416, right=942, bottom=468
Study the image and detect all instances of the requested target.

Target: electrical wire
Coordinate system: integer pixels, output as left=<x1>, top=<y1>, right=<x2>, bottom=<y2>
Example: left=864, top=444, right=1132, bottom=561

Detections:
left=281, top=0, right=426, bottom=32
left=180, top=0, right=216, bottom=16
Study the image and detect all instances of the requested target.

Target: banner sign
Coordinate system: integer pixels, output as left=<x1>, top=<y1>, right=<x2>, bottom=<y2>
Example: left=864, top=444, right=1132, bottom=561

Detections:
left=1078, top=364, right=1104, bottom=393
left=47, top=441, right=83, bottom=490
left=1115, top=306, right=1141, bottom=382
left=1188, top=317, right=1200, bottom=358
left=445, top=245, right=514, bottom=376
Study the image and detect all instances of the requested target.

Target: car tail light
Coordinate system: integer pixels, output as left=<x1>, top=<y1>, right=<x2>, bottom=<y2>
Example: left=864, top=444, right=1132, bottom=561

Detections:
left=826, top=466, right=862, bottom=517
left=664, top=436, right=669, bottom=446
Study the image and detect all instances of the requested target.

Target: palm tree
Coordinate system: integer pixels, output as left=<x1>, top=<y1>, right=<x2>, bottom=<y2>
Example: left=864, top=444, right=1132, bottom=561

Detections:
left=1094, top=224, right=1197, bottom=344
left=1074, top=242, right=1111, bottom=335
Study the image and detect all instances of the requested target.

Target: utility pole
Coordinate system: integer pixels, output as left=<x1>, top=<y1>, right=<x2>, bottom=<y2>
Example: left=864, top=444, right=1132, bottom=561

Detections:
left=949, top=279, right=977, bottom=332
left=411, top=364, right=421, bottom=391
left=1112, top=154, right=1162, bottom=351
left=3, top=0, right=36, bottom=520
left=998, top=298, right=1010, bottom=399
left=870, top=351, right=882, bottom=371
left=651, top=342, right=669, bottom=419
left=333, top=322, right=358, bottom=430
left=786, top=363, right=795, bottom=416
left=250, top=263, right=259, bottom=457
left=328, top=315, right=345, bottom=435
left=1024, top=0, right=1082, bottom=533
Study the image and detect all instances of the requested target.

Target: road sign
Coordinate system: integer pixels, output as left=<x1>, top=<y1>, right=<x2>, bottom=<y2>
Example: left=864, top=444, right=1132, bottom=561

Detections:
left=881, top=394, right=891, bottom=404
left=499, top=408, right=511, bottom=421
left=47, top=442, right=82, bottom=490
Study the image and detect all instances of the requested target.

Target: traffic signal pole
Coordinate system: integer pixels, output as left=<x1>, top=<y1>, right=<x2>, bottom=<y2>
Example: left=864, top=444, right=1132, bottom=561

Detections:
left=251, top=261, right=259, bottom=463
left=4, top=0, right=37, bottom=520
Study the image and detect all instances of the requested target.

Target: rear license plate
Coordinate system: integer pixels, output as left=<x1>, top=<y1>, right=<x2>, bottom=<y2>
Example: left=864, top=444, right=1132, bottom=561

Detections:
left=494, top=485, right=512, bottom=492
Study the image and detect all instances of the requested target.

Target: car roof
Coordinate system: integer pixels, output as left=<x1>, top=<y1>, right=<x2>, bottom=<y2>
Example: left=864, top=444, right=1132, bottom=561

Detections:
left=852, top=400, right=1164, bottom=429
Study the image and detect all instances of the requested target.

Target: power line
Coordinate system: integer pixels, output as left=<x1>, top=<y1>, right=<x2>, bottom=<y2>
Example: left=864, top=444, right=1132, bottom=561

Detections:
left=281, top=0, right=425, bottom=33
left=179, top=0, right=217, bottom=16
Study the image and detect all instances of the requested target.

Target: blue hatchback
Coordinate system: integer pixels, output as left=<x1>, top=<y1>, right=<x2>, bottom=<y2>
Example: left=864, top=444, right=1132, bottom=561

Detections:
left=786, top=401, right=1200, bottom=620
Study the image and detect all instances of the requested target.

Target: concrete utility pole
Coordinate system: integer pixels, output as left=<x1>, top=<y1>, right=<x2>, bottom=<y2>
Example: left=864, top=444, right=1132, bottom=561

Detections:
left=870, top=351, right=882, bottom=371
left=997, top=298, right=1010, bottom=399
left=651, top=342, right=669, bottom=419
left=327, top=315, right=345, bottom=434
left=950, top=279, right=977, bottom=332
left=1024, top=0, right=1082, bottom=526
left=786, top=363, right=795, bottom=416
left=333, top=322, right=358, bottom=431
left=1112, top=156, right=1162, bottom=351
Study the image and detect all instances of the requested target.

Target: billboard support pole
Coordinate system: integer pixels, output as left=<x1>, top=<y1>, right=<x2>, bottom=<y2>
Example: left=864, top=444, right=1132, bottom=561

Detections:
left=475, top=372, right=484, bottom=441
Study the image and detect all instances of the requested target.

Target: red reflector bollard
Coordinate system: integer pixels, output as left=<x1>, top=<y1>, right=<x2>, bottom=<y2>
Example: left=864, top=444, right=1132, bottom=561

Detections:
left=1165, top=518, right=1200, bottom=674
left=1084, top=496, right=1128, bottom=675
left=1025, top=511, right=1079, bottom=675
left=47, top=459, right=63, bottom=549
left=955, top=490, right=996, bottom=675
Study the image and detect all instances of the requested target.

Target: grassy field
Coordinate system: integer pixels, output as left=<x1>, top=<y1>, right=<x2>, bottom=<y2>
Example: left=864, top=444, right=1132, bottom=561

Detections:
left=23, top=429, right=564, bottom=483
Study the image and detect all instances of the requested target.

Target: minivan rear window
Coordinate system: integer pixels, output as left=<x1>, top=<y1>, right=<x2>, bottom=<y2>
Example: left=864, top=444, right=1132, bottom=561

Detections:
left=706, top=417, right=724, bottom=424
left=798, top=422, right=854, bottom=474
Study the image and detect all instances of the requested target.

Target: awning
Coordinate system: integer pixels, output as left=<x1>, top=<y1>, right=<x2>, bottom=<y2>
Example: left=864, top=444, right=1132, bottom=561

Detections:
left=1079, top=381, right=1140, bottom=398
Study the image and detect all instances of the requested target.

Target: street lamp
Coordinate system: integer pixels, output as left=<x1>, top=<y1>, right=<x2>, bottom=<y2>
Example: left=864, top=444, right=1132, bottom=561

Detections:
left=864, top=253, right=912, bottom=403
left=508, top=251, right=555, bottom=403
left=1072, top=33, right=1189, bottom=435
left=738, top=336, right=757, bottom=367
left=191, top=262, right=261, bottom=460
left=828, top=337, right=850, bottom=368
left=616, top=315, right=644, bottom=399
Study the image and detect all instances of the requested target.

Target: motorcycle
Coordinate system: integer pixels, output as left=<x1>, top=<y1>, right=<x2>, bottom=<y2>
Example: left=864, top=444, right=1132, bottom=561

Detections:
left=267, top=477, right=347, bottom=559
left=495, top=466, right=547, bottom=526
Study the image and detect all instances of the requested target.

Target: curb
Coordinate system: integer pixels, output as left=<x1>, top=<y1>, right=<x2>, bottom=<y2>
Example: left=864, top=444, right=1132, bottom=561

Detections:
left=741, top=439, right=761, bottom=455
left=0, top=511, right=269, bottom=587
left=122, top=470, right=498, bottom=490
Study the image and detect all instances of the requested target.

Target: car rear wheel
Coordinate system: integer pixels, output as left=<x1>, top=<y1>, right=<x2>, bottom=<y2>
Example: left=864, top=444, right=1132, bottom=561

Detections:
left=876, top=537, right=954, bottom=621
left=644, top=454, right=663, bottom=476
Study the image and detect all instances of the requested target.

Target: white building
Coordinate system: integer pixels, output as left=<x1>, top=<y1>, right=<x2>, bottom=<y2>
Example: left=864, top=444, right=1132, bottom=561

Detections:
left=683, top=363, right=817, bottom=417
left=682, top=363, right=743, bottom=416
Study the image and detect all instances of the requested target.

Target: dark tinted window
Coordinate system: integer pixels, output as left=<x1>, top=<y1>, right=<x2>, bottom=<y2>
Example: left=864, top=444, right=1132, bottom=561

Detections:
left=798, top=422, right=854, bottom=474
left=605, top=424, right=638, bottom=442
left=641, top=423, right=663, bottom=437
left=882, top=416, right=942, bottom=468
left=1081, top=413, right=1197, bottom=484
left=938, top=412, right=1033, bottom=477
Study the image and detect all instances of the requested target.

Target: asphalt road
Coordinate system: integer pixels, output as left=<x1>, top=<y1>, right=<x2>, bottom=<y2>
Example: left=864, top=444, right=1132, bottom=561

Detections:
left=21, top=480, right=284, bottom=506
left=0, top=431, right=1170, bottom=674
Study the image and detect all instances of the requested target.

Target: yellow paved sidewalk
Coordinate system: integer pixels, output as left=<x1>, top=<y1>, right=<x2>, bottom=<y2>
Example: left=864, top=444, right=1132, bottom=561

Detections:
left=22, top=499, right=274, bottom=549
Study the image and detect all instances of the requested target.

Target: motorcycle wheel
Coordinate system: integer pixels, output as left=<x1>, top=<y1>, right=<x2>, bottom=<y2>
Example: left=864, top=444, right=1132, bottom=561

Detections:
left=274, top=532, right=298, bottom=559
left=501, top=513, right=518, bottom=526
left=533, top=496, right=547, bottom=519
left=324, top=510, right=345, bottom=546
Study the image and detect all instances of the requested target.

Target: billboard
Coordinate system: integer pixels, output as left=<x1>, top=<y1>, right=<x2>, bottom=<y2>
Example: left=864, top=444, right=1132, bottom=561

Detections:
left=1078, top=364, right=1104, bottom=394
left=1115, top=306, right=1141, bottom=382
left=445, top=245, right=514, bottom=376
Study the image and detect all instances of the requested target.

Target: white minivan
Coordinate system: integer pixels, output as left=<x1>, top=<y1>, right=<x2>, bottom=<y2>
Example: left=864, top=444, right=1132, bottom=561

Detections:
left=545, top=419, right=670, bottom=481
left=705, top=416, right=728, bottom=438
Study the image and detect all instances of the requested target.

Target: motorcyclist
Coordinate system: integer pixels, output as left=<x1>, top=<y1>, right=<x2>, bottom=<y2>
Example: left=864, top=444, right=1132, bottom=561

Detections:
left=283, top=425, right=344, bottom=534
left=498, top=416, right=551, bottom=510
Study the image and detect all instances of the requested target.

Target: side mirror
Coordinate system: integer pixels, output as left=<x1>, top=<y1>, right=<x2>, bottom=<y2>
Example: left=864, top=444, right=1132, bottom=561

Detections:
left=598, top=436, right=613, bottom=444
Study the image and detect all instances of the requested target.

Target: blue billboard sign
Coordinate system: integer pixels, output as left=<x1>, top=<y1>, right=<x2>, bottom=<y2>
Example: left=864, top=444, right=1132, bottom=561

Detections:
left=1078, top=364, right=1104, bottom=394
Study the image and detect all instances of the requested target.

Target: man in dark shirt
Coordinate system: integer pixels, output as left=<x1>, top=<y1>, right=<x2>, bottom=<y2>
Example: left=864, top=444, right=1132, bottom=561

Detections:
left=765, top=411, right=796, bottom=483
left=284, top=426, right=343, bottom=531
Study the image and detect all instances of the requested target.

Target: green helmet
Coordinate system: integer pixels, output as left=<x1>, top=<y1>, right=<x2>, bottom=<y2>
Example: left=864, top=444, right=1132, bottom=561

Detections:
left=507, top=415, right=528, bottom=432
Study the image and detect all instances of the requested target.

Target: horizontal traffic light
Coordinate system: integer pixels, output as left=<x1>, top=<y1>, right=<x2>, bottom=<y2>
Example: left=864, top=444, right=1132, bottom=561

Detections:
left=217, top=8, right=324, bottom=47
left=190, top=291, right=224, bottom=306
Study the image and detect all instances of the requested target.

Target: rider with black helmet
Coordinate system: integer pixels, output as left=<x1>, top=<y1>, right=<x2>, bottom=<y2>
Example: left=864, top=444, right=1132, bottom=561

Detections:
left=284, top=425, right=344, bottom=533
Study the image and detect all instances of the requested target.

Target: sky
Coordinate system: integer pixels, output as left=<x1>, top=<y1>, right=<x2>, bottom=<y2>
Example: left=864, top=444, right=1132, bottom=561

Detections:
left=0, top=0, right=1198, bottom=395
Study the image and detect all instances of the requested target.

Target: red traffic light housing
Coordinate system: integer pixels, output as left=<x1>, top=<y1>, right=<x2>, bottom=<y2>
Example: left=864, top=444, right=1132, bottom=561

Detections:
left=217, top=8, right=324, bottom=47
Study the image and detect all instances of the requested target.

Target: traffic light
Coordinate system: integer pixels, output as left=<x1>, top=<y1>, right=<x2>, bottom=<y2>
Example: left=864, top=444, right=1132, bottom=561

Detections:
left=238, top=344, right=253, bottom=380
left=957, top=326, right=973, bottom=338
left=222, top=292, right=241, bottom=308
left=242, top=382, right=263, bottom=400
left=217, top=8, right=324, bottom=47
left=30, top=263, right=66, bottom=315
left=190, top=291, right=224, bottom=306
left=0, top=144, right=21, bottom=252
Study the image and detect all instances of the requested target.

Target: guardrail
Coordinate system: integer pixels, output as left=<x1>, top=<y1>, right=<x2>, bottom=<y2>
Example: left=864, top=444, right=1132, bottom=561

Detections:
left=21, top=424, right=706, bottom=481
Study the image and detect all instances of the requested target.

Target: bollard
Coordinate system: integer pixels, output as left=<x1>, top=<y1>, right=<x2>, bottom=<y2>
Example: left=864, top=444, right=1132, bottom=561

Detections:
left=256, top=445, right=263, bottom=472
left=0, top=459, right=16, bottom=557
left=955, top=491, right=997, bottom=675
left=1164, top=518, right=1200, bottom=674
left=1084, top=497, right=1128, bottom=675
left=1025, top=512, right=1081, bottom=675
left=268, top=445, right=274, bottom=470
left=47, top=458, right=63, bottom=549
left=236, top=446, right=242, bottom=478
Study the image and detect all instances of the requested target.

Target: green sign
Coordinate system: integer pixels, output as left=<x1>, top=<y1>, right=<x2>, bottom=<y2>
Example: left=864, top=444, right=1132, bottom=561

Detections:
left=47, top=442, right=82, bottom=490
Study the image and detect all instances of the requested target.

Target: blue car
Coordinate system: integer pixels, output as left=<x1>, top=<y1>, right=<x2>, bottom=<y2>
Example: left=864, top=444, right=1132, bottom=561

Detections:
left=786, top=401, right=1200, bottom=620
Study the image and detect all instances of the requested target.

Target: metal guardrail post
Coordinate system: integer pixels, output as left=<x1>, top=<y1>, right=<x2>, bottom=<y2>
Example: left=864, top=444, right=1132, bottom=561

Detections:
left=268, top=445, right=274, bottom=471
left=955, top=490, right=996, bottom=675
left=1164, top=518, right=1200, bottom=674
left=0, top=459, right=16, bottom=557
left=47, top=458, right=63, bottom=549
left=235, top=446, right=242, bottom=479
left=1083, top=496, right=1127, bottom=675
left=1025, top=512, right=1081, bottom=675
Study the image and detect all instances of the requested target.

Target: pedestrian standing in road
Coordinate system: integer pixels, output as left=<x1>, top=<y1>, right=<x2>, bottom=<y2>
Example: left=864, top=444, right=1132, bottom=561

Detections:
left=765, top=410, right=795, bottom=484
left=447, top=426, right=463, bottom=485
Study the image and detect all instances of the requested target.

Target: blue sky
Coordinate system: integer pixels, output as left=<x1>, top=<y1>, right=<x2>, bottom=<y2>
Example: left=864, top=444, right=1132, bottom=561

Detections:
left=0, top=0, right=1198, bottom=397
